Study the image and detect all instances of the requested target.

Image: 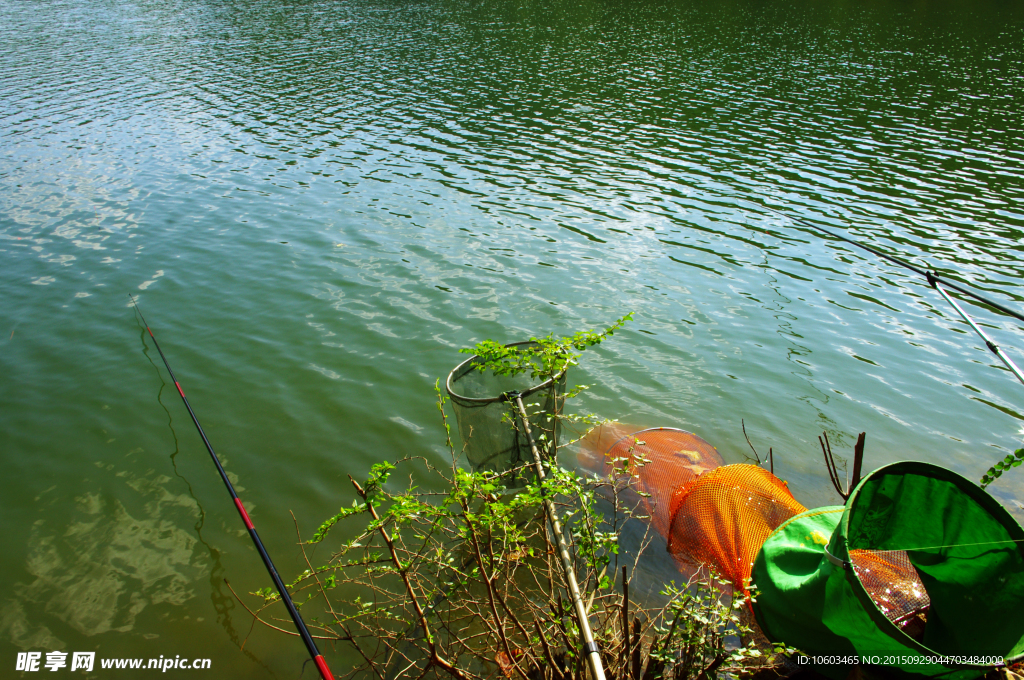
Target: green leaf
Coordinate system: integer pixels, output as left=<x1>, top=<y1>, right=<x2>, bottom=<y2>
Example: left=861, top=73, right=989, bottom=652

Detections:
left=308, top=503, right=367, bottom=544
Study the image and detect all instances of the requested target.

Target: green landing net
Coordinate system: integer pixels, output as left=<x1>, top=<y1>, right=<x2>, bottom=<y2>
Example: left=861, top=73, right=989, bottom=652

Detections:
left=445, top=342, right=566, bottom=488
left=751, top=461, right=1024, bottom=679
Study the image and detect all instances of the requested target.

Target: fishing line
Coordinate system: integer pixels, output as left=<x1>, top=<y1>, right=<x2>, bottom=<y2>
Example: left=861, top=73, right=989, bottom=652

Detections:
left=825, top=539, right=1024, bottom=572
left=763, top=208, right=1024, bottom=324
left=129, top=295, right=335, bottom=680
left=762, top=208, right=1024, bottom=386
left=863, top=539, right=1024, bottom=553
left=134, top=322, right=273, bottom=670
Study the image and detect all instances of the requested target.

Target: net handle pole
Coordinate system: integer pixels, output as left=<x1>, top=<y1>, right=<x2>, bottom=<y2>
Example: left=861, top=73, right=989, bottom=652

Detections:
left=511, top=394, right=607, bottom=680
left=931, top=279, right=1024, bottom=387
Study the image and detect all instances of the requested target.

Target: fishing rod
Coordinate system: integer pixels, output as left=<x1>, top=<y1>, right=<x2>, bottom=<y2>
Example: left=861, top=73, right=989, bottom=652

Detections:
left=931, top=280, right=1024, bottom=386
left=767, top=210, right=1024, bottom=386
left=130, top=295, right=335, bottom=680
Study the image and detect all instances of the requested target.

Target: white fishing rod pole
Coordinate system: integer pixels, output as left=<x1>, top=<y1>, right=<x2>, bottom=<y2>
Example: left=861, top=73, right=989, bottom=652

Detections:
left=930, top=276, right=1024, bottom=387
left=764, top=208, right=1024, bottom=389
left=509, top=392, right=607, bottom=680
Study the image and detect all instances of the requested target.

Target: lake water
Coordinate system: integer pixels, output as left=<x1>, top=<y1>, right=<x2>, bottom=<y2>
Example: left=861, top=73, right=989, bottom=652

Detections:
left=2, top=0, right=1023, bottom=675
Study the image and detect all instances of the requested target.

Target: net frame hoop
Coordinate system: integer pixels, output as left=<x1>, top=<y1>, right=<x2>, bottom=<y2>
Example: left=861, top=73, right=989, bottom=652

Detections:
left=603, top=427, right=698, bottom=455
left=833, top=460, right=1024, bottom=668
left=445, top=340, right=569, bottom=406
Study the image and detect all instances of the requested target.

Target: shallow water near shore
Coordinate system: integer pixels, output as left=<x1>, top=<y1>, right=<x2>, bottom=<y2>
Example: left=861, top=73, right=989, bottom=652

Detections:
left=2, top=0, right=1024, bottom=675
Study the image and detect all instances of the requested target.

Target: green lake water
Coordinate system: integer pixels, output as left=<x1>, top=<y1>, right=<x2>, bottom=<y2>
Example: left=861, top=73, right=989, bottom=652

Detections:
left=2, top=0, right=1023, bottom=675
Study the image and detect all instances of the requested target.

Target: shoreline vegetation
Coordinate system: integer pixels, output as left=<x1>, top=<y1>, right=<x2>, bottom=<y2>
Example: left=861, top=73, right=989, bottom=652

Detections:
left=231, top=319, right=1024, bottom=680
left=231, top=318, right=794, bottom=680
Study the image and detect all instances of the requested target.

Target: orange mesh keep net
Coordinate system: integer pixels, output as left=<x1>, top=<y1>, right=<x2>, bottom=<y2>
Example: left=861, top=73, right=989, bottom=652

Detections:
left=667, top=464, right=807, bottom=591
left=579, top=424, right=931, bottom=615
left=579, top=424, right=724, bottom=538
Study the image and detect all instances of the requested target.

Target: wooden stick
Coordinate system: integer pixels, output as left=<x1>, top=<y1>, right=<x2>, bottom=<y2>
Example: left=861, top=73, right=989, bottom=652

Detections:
left=851, top=432, right=866, bottom=491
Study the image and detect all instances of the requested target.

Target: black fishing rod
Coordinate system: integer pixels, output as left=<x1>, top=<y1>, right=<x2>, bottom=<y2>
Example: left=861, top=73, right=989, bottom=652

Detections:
left=765, top=209, right=1024, bottom=386
left=130, top=295, right=335, bottom=680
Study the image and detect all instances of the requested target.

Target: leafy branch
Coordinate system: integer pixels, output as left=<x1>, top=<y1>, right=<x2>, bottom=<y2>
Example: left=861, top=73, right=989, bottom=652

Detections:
left=980, top=448, right=1024, bottom=489
left=461, top=313, right=634, bottom=381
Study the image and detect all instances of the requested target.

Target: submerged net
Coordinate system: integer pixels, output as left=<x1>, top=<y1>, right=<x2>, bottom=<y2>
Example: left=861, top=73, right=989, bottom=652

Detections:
left=583, top=425, right=935, bottom=612
left=603, top=427, right=723, bottom=537
left=581, top=426, right=802, bottom=589
left=447, top=342, right=565, bottom=487
left=578, top=424, right=723, bottom=536
left=579, top=426, right=806, bottom=591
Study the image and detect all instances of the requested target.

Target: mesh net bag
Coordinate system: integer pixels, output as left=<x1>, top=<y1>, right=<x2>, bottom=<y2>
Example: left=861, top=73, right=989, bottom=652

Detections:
left=667, top=464, right=807, bottom=591
left=579, top=425, right=930, bottom=616
left=752, top=462, right=1024, bottom=675
left=446, top=342, right=566, bottom=487
left=578, top=426, right=723, bottom=538
left=850, top=549, right=930, bottom=633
